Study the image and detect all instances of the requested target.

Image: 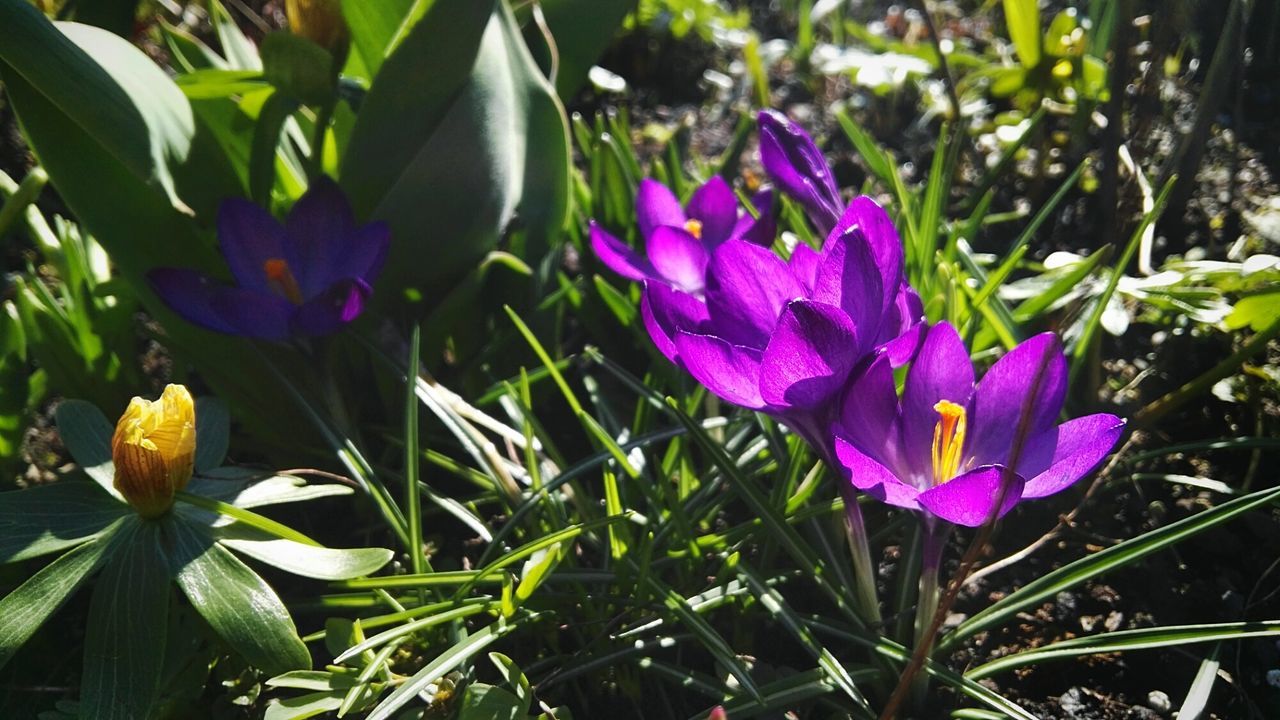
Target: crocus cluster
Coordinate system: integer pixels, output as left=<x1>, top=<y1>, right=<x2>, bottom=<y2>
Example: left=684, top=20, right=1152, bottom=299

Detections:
left=591, top=110, right=1124, bottom=528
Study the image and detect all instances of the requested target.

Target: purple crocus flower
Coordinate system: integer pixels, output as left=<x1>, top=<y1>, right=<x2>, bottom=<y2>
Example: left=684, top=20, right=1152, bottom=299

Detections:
left=590, top=176, right=775, bottom=296
left=832, top=322, right=1125, bottom=527
left=148, top=178, right=389, bottom=341
left=758, top=109, right=845, bottom=236
left=643, top=195, right=922, bottom=448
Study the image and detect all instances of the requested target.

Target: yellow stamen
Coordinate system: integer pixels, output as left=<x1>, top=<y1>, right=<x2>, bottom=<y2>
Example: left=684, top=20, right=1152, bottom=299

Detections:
left=931, top=400, right=967, bottom=485
left=683, top=218, right=704, bottom=240
left=264, top=258, right=304, bottom=304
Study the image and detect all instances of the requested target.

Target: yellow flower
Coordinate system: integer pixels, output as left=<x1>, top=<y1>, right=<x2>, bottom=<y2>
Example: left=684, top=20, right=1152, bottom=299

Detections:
left=111, top=384, right=196, bottom=518
left=286, top=0, right=350, bottom=57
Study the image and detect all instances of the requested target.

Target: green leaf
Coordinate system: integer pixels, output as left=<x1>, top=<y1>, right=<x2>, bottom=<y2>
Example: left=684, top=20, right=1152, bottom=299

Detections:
left=0, top=521, right=124, bottom=670
left=194, top=396, right=231, bottom=473
left=965, top=621, right=1280, bottom=680
left=185, top=468, right=354, bottom=508
left=175, top=69, right=266, bottom=99
left=514, top=541, right=562, bottom=603
left=459, top=684, right=524, bottom=720
left=167, top=515, right=311, bottom=675
left=342, top=0, right=571, bottom=304
left=941, top=483, right=1280, bottom=650
left=210, top=0, right=262, bottom=71
left=0, top=481, right=129, bottom=563
left=263, top=692, right=344, bottom=720
left=261, top=32, right=337, bottom=105
left=523, top=0, right=632, bottom=99
left=0, top=9, right=193, bottom=208
left=217, top=527, right=393, bottom=581
left=1224, top=291, right=1280, bottom=331
left=338, top=0, right=413, bottom=80
left=53, top=399, right=119, bottom=498
left=81, top=520, right=170, bottom=719
left=1002, top=0, right=1042, bottom=68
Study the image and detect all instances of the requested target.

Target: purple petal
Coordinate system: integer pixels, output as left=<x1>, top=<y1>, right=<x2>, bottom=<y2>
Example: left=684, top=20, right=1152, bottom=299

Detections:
left=648, top=226, right=710, bottom=294
left=704, top=240, right=803, bottom=349
left=147, top=268, right=238, bottom=334
left=731, top=190, right=777, bottom=247
left=340, top=222, right=391, bottom=284
left=899, top=322, right=975, bottom=479
left=207, top=286, right=296, bottom=341
left=834, top=435, right=921, bottom=511
left=828, top=196, right=904, bottom=314
left=642, top=281, right=710, bottom=365
left=686, top=176, right=738, bottom=246
left=968, top=333, right=1068, bottom=468
left=636, top=179, right=686, bottom=240
left=876, top=286, right=926, bottom=365
left=758, top=110, right=842, bottom=233
left=285, top=176, right=359, bottom=295
left=291, top=278, right=372, bottom=336
left=591, top=222, right=655, bottom=283
left=916, top=466, right=1025, bottom=527
left=811, top=227, right=884, bottom=352
left=218, top=198, right=290, bottom=293
left=789, top=243, right=822, bottom=294
left=1022, top=414, right=1126, bottom=499
left=673, top=331, right=765, bottom=409
left=838, top=354, right=900, bottom=462
left=759, top=300, right=859, bottom=410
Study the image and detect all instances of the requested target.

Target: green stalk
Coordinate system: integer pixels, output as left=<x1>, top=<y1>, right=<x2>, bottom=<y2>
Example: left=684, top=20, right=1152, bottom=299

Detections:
left=839, top=484, right=882, bottom=628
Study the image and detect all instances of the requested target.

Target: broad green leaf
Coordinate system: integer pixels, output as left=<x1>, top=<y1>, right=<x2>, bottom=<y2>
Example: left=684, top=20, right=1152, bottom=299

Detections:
left=260, top=32, right=337, bottom=105
left=941, top=483, right=1280, bottom=650
left=53, top=399, right=120, bottom=498
left=342, top=0, right=571, bottom=305
left=965, top=621, right=1280, bottom=680
left=194, top=396, right=231, bottom=473
left=1002, top=0, right=1041, bottom=68
left=185, top=468, right=353, bottom=508
left=263, top=692, right=345, bottom=720
left=459, top=684, right=523, bottom=720
left=0, top=521, right=124, bottom=670
left=1224, top=291, right=1280, bottom=331
left=0, top=481, right=129, bottom=563
left=81, top=521, right=170, bottom=719
left=218, top=529, right=393, bottom=580
left=167, top=516, right=311, bottom=675
left=524, top=0, right=632, bottom=99
left=338, top=0, right=413, bottom=80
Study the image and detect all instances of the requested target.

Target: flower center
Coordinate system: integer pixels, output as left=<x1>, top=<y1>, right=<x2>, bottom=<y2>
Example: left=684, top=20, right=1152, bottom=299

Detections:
left=683, top=218, right=703, bottom=240
left=931, top=399, right=967, bottom=485
left=263, top=258, right=304, bottom=304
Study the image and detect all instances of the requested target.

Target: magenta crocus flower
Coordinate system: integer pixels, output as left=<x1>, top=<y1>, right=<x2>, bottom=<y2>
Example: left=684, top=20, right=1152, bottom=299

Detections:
left=148, top=178, right=389, bottom=341
left=832, top=322, right=1125, bottom=527
left=758, top=109, right=845, bottom=236
left=643, top=195, right=922, bottom=448
left=590, top=176, right=774, bottom=296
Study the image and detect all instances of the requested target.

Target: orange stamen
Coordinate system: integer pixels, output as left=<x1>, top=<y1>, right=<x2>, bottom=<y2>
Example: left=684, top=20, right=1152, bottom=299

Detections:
left=263, top=258, right=304, bottom=304
left=931, top=400, right=967, bottom=485
left=683, top=218, right=704, bottom=240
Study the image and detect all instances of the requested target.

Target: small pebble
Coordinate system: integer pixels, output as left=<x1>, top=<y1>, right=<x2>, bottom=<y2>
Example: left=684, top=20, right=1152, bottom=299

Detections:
left=1146, top=689, right=1171, bottom=713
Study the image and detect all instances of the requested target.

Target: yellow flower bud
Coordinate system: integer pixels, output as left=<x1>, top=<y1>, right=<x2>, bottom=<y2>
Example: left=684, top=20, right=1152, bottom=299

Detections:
left=111, top=384, right=196, bottom=519
left=286, top=0, right=350, bottom=58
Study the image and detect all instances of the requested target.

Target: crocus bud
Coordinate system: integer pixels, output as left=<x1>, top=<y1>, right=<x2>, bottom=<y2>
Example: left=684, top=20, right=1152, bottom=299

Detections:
left=285, top=0, right=350, bottom=59
left=708, top=707, right=727, bottom=720
left=111, top=384, right=196, bottom=518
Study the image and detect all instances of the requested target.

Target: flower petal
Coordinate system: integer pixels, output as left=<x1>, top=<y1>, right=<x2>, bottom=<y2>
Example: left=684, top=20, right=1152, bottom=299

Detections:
left=789, top=243, right=822, bottom=294
left=834, top=435, right=921, bottom=511
left=686, top=176, right=738, bottom=246
left=759, top=300, right=859, bottom=410
left=340, top=222, right=391, bottom=284
left=208, top=286, right=296, bottom=341
left=648, top=226, right=710, bottom=293
left=704, top=240, right=803, bottom=348
left=636, top=178, right=686, bottom=240
left=731, top=190, right=777, bottom=247
left=811, top=226, right=883, bottom=353
left=673, top=331, right=765, bottom=409
left=285, top=176, right=360, bottom=296
left=968, top=332, right=1068, bottom=468
left=218, top=198, right=290, bottom=293
left=839, top=354, right=900, bottom=461
left=147, top=268, right=238, bottom=334
left=829, top=196, right=904, bottom=314
left=758, top=110, right=842, bottom=233
left=916, top=466, right=1025, bottom=527
left=642, top=281, right=710, bottom=365
left=291, top=278, right=372, bottom=336
left=1022, top=414, right=1126, bottom=499
left=899, top=322, right=974, bottom=478
left=591, top=222, right=655, bottom=283
left=877, top=286, right=925, bottom=365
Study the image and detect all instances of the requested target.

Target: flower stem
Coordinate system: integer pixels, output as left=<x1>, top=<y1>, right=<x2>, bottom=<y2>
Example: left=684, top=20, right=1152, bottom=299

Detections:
left=839, top=483, right=882, bottom=627
left=911, top=520, right=949, bottom=706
